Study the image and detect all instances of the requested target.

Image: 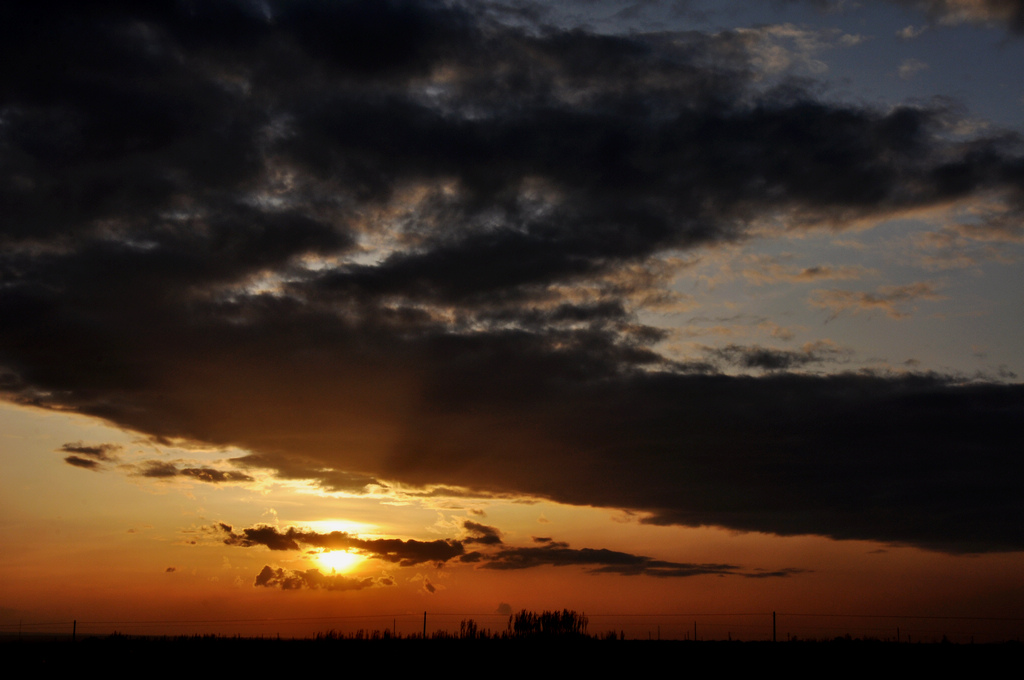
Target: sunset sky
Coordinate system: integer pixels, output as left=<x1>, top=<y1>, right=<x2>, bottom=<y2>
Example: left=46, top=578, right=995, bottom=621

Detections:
left=2, top=0, right=1023, bottom=642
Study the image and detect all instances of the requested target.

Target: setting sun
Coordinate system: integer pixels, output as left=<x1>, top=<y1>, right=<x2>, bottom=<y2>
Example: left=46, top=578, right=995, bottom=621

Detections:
left=316, top=550, right=364, bottom=574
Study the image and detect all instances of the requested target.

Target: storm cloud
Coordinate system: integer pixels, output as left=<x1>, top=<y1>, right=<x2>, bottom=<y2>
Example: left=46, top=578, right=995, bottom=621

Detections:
left=2, top=2, right=1023, bottom=553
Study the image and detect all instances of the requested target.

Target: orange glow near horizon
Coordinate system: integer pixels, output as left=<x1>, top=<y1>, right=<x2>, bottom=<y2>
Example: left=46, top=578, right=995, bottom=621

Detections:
left=2, top=397, right=1023, bottom=642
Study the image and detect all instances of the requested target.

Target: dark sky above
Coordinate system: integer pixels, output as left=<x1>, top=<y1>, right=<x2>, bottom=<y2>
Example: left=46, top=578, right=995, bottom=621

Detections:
left=2, top=1, right=1023, bottom=556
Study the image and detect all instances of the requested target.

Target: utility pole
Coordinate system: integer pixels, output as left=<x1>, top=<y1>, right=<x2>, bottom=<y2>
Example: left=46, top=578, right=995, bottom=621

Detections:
left=772, top=611, right=776, bottom=643
left=422, top=611, right=426, bottom=639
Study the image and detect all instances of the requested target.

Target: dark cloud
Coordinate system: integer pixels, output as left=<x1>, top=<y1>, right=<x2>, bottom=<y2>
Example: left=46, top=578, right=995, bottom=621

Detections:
left=59, top=442, right=121, bottom=460
left=231, top=453, right=380, bottom=493
left=178, top=467, right=255, bottom=483
left=219, top=524, right=465, bottom=565
left=60, top=442, right=121, bottom=470
left=463, top=521, right=503, bottom=545
left=136, top=461, right=181, bottom=479
left=1, top=1, right=1022, bottom=554
left=132, top=461, right=254, bottom=483
left=382, top=372, right=1023, bottom=553
left=480, top=540, right=799, bottom=578
left=743, top=568, right=809, bottom=579
left=253, top=565, right=382, bottom=591
left=397, top=486, right=514, bottom=500
left=64, top=455, right=102, bottom=470
left=219, top=522, right=802, bottom=578
left=221, top=523, right=300, bottom=551
left=707, top=342, right=850, bottom=371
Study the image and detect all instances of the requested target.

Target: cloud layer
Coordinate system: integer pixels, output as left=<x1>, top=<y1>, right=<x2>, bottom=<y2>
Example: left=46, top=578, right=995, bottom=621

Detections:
left=219, top=523, right=466, bottom=566
left=3, top=2, right=1023, bottom=553
left=220, top=522, right=802, bottom=579
left=253, top=565, right=385, bottom=591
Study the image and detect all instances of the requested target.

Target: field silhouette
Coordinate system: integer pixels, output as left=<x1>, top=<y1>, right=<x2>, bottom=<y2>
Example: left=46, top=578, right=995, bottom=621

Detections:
left=5, top=609, right=1020, bottom=673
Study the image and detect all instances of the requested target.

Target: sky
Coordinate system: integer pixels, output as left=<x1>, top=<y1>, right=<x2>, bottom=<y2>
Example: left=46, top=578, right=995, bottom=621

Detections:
left=1, top=0, right=1023, bottom=641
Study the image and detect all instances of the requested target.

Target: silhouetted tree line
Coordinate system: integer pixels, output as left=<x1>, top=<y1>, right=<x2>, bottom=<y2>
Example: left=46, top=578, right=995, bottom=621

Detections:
left=507, top=609, right=589, bottom=639
left=309, top=610, right=592, bottom=641
left=316, top=628, right=395, bottom=641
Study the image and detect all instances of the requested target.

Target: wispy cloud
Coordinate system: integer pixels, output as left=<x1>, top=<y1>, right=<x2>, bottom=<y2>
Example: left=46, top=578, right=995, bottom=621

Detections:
left=810, top=282, right=945, bottom=319
left=59, top=442, right=122, bottom=471
left=909, top=0, right=1024, bottom=31
left=898, top=57, right=930, bottom=80
left=897, top=24, right=929, bottom=38
left=733, top=23, right=865, bottom=76
left=741, top=258, right=875, bottom=285
left=813, top=0, right=1024, bottom=34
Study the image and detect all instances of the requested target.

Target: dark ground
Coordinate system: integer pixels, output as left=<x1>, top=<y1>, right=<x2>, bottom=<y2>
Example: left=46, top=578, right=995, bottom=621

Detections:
left=4, top=636, right=1020, bottom=673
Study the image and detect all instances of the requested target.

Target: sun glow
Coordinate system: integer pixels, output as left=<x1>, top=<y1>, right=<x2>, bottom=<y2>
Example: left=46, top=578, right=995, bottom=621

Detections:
left=316, top=549, right=364, bottom=573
